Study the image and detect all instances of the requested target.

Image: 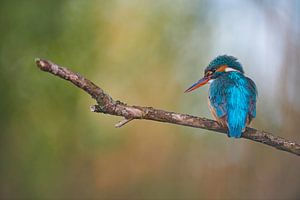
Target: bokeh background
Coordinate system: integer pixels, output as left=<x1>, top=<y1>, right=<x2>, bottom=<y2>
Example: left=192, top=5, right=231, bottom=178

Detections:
left=1, top=0, right=300, bottom=199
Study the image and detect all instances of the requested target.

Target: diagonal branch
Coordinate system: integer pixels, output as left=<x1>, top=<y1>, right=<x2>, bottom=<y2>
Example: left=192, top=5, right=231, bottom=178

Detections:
left=35, top=58, right=300, bottom=157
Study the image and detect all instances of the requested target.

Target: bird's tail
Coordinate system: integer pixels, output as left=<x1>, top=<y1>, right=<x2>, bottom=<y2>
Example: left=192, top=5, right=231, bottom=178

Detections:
left=228, top=125, right=244, bottom=138
left=227, top=111, right=247, bottom=138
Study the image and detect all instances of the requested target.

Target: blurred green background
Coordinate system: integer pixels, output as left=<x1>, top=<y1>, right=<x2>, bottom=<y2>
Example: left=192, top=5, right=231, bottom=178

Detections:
left=1, top=0, right=300, bottom=199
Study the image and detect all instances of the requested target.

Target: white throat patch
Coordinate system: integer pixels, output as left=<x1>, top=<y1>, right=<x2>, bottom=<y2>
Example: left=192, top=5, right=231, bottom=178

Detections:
left=208, top=79, right=214, bottom=84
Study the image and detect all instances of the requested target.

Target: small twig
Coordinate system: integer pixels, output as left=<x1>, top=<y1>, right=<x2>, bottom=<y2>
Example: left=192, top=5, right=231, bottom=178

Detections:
left=115, top=118, right=134, bottom=128
left=35, top=58, right=300, bottom=157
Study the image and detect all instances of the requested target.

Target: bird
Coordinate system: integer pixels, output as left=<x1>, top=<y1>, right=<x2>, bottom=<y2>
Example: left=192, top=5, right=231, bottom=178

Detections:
left=185, top=55, right=257, bottom=138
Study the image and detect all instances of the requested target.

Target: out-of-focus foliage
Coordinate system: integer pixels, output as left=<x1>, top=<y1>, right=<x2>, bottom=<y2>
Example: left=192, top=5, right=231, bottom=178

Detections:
left=0, top=0, right=299, bottom=199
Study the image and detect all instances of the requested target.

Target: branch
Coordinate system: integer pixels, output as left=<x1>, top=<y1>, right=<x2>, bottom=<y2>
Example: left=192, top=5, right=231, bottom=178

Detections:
left=35, top=58, right=300, bottom=157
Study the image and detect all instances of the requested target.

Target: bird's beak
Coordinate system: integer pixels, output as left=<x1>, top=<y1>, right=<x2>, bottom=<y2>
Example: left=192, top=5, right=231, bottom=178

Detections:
left=184, top=76, right=210, bottom=93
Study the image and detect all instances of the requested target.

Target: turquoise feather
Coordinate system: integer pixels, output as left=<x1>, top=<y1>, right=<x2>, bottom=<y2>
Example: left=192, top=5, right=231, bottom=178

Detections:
left=209, top=71, right=257, bottom=138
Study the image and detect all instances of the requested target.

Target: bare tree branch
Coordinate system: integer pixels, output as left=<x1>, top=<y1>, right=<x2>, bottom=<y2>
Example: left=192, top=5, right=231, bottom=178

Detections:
left=35, top=58, right=300, bottom=157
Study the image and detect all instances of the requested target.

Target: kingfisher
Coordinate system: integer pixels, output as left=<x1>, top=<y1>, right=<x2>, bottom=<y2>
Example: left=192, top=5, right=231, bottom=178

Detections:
left=185, top=55, right=257, bottom=138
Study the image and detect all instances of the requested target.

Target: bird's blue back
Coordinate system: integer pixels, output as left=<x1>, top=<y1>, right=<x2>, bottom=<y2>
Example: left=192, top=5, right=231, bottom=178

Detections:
left=209, top=71, right=257, bottom=138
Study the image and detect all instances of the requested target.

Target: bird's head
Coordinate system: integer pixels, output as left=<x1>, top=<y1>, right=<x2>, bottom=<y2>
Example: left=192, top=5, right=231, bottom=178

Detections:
left=185, top=55, right=244, bottom=93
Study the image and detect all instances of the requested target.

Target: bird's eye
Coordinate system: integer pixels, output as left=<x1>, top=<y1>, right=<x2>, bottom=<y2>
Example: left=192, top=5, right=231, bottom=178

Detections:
left=206, top=71, right=213, bottom=76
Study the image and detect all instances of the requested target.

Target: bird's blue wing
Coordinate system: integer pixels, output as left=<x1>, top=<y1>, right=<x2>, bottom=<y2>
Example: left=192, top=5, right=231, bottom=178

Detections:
left=246, top=77, right=257, bottom=119
left=209, top=75, right=257, bottom=119
left=209, top=79, right=227, bottom=118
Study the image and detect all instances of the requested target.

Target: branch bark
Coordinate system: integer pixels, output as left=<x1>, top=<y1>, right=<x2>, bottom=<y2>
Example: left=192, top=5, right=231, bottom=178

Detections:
left=35, top=58, right=300, bottom=157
